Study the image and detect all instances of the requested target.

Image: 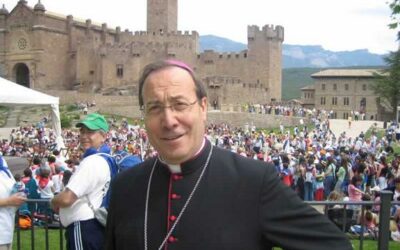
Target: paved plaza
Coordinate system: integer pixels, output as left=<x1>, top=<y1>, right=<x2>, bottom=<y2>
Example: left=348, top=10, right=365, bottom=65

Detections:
left=328, top=119, right=383, bottom=139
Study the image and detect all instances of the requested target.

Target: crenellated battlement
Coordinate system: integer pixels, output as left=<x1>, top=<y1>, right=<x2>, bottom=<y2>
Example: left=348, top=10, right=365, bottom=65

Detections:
left=247, top=24, right=284, bottom=42
left=133, top=29, right=199, bottom=38
left=197, top=50, right=249, bottom=61
left=0, top=0, right=283, bottom=106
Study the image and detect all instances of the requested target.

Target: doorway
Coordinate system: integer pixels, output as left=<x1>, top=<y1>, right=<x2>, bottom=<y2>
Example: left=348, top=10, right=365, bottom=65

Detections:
left=14, top=63, right=30, bottom=88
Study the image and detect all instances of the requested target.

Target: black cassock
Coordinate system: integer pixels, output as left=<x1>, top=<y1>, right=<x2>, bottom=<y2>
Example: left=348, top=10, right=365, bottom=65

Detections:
left=105, top=139, right=351, bottom=250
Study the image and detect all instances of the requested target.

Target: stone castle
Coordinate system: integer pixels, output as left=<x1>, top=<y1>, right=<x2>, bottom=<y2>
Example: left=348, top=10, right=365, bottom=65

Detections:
left=0, top=0, right=284, bottom=108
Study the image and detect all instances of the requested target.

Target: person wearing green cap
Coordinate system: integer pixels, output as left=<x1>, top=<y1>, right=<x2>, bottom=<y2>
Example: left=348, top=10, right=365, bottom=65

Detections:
left=52, top=113, right=110, bottom=250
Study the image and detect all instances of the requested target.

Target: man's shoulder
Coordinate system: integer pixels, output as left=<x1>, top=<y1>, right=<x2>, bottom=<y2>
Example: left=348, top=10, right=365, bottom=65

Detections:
left=74, top=154, right=110, bottom=176
left=81, top=154, right=109, bottom=165
left=213, top=146, right=274, bottom=174
left=113, top=157, right=153, bottom=185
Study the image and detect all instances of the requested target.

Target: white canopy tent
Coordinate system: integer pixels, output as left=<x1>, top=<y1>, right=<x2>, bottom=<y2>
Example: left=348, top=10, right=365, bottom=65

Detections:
left=0, top=77, right=65, bottom=149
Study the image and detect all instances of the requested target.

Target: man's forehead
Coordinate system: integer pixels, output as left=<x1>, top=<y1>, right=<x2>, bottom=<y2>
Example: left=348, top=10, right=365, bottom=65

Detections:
left=143, top=68, right=196, bottom=96
left=145, top=66, right=193, bottom=84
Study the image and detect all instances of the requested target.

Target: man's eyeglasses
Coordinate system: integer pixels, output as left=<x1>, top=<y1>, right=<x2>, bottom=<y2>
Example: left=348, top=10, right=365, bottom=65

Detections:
left=142, top=100, right=198, bottom=116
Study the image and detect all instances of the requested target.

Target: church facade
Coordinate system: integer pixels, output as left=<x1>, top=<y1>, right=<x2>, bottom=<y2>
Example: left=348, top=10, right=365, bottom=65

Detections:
left=0, top=0, right=284, bottom=107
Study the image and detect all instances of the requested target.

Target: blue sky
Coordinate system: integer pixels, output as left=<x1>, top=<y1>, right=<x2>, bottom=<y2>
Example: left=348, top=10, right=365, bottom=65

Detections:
left=2, top=0, right=398, bottom=54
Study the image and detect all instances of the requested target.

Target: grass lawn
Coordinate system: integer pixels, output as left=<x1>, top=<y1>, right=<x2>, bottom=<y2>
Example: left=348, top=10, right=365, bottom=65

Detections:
left=351, top=239, right=400, bottom=249
left=13, top=227, right=400, bottom=250
left=272, top=239, right=400, bottom=249
left=13, top=227, right=65, bottom=250
left=0, top=105, right=9, bottom=127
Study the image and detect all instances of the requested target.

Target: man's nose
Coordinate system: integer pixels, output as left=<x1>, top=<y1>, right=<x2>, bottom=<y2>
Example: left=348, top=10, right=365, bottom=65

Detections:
left=161, top=108, right=179, bottom=129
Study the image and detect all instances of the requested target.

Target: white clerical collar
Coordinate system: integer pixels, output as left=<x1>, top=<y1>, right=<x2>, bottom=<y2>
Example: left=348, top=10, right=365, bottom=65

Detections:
left=159, top=138, right=206, bottom=174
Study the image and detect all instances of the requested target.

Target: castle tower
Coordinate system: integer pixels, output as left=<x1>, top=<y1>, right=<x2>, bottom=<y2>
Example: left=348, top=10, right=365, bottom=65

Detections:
left=247, top=25, right=284, bottom=102
left=147, top=0, right=177, bottom=33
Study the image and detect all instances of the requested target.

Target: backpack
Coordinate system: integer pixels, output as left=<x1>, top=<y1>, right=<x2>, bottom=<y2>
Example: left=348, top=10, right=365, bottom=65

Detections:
left=84, top=148, right=142, bottom=226
left=97, top=152, right=142, bottom=209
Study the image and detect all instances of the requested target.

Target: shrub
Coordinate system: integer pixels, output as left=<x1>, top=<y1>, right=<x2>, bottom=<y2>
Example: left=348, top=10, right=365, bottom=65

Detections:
left=66, top=104, right=78, bottom=112
left=60, top=114, right=72, bottom=128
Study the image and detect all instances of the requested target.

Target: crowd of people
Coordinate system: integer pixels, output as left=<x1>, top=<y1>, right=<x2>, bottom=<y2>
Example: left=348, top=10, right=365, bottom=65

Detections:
left=1, top=106, right=400, bottom=237
left=2, top=108, right=400, bottom=227
left=206, top=118, right=400, bottom=240
left=1, top=60, right=400, bottom=248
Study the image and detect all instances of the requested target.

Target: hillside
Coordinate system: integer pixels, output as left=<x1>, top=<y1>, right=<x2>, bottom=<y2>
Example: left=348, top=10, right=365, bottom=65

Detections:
left=200, top=35, right=386, bottom=68
left=282, top=68, right=321, bottom=100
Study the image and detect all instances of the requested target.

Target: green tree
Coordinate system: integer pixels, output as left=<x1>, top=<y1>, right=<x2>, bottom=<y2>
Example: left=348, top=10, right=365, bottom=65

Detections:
left=389, top=0, right=400, bottom=38
left=60, top=114, right=72, bottom=128
left=372, top=50, right=400, bottom=119
left=370, top=1, right=400, bottom=119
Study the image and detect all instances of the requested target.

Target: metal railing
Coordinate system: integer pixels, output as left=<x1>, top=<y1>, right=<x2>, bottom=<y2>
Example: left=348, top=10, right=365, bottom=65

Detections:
left=14, top=191, right=399, bottom=250
left=14, top=199, right=64, bottom=250
left=305, top=190, right=397, bottom=250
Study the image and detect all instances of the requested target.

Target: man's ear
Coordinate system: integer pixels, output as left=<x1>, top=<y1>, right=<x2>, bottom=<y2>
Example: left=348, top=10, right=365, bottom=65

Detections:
left=199, top=97, right=208, bottom=120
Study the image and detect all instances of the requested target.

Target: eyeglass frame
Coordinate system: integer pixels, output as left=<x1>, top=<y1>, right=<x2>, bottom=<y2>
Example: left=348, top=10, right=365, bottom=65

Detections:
left=141, top=99, right=199, bottom=116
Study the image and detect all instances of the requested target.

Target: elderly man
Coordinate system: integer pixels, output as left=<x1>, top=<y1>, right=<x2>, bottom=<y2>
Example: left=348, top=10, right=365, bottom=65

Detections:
left=105, top=60, right=352, bottom=250
left=52, top=113, right=110, bottom=250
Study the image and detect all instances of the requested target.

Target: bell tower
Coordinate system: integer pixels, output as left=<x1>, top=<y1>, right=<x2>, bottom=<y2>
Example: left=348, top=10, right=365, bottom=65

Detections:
left=147, top=0, right=177, bottom=33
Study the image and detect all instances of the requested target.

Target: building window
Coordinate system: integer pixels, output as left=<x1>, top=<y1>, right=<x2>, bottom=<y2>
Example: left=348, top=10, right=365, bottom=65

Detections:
left=333, top=84, right=337, bottom=91
left=362, top=84, right=367, bottom=91
left=343, top=112, right=349, bottom=119
left=116, top=64, right=123, bottom=78
left=345, top=84, right=349, bottom=91
left=322, top=84, right=326, bottom=91
left=360, top=98, right=366, bottom=112
left=332, top=97, right=337, bottom=105
left=320, top=97, right=326, bottom=105
left=344, top=97, right=349, bottom=106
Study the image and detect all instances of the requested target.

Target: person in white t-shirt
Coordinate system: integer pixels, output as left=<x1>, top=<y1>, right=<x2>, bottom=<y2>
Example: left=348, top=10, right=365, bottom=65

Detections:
left=0, top=155, right=27, bottom=250
left=51, top=113, right=110, bottom=250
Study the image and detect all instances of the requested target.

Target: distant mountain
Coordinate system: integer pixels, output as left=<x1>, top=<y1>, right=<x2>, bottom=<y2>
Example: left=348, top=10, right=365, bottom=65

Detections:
left=199, top=35, right=386, bottom=68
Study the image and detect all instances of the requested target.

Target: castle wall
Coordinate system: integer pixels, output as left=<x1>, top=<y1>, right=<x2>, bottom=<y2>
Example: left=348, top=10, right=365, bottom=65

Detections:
left=44, top=90, right=138, bottom=106
left=0, top=1, right=284, bottom=109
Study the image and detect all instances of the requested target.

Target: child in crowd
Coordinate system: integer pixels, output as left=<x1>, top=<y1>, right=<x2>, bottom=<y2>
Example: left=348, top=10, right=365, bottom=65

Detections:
left=348, top=175, right=365, bottom=221
left=22, top=168, right=40, bottom=214
left=12, top=173, right=25, bottom=195
left=36, top=164, right=54, bottom=215
left=314, top=161, right=325, bottom=201
left=350, top=210, right=379, bottom=238
left=61, top=170, right=73, bottom=191
left=51, top=166, right=63, bottom=195
left=65, top=159, right=77, bottom=173
left=47, top=155, right=57, bottom=176
left=29, top=157, right=41, bottom=179
left=327, top=190, right=343, bottom=209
